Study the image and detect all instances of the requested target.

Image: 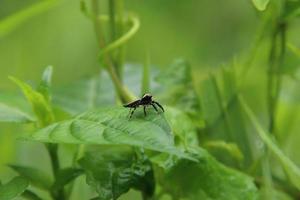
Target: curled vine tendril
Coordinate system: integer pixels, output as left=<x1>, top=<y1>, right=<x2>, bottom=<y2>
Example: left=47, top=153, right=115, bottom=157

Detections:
left=80, top=1, right=140, bottom=60
left=98, top=14, right=140, bottom=58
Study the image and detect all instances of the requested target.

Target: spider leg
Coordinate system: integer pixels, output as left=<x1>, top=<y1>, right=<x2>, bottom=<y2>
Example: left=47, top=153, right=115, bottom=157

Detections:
left=143, top=106, right=147, bottom=116
left=129, top=107, right=137, bottom=118
left=153, top=101, right=164, bottom=112
left=127, top=108, right=132, bottom=117
left=151, top=103, right=159, bottom=113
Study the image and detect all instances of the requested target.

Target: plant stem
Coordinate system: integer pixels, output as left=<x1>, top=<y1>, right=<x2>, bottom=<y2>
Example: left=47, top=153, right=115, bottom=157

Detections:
left=108, top=0, right=116, bottom=42
left=91, top=0, right=133, bottom=103
left=141, top=51, right=150, bottom=95
left=66, top=144, right=86, bottom=199
left=267, top=2, right=287, bottom=137
left=47, top=144, right=59, bottom=176
left=114, top=0, right=125, bottom=80
left=264, top=2, right=287, bottom=196
left=47, top=143, right=65, bottom=200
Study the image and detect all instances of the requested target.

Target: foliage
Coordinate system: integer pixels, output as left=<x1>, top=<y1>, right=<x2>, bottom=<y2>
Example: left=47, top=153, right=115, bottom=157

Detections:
left=0, top=176, right=29, bottom=200
left=1, top=0, right=300, bottom=200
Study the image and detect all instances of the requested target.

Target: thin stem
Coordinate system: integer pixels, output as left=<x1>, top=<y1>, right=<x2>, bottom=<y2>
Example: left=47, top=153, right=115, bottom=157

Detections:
left=141, top=51, right=150, bottom=95
left=108, top=0, right=116, bottom=42
left=47, top=144, right=65, bottom=200
left=267, top=1, right=287, bottom=137
left=47, top=144, right=59, bottom=177
left=98, top=14, right=140, bottom=57
left=91, top=0, right=134, bottom=103
left=66, top=144, right=86, bottom=199
left=115, top=0, right=125, bottom=80
left=267, top=27, right=278, bottom=134
left=261, top=150, right=274, bottom=199
left=210, top=74, right=234, bottom=142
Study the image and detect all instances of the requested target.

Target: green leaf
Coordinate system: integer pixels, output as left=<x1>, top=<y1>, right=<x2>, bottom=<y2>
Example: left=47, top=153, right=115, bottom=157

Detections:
left=164, top=106, right=199, bottom=147
left=0, top=103, right=34, bottom=123
left=199, top=74, right=222, bottom=126
left=52, top=72, right=114, bottom=115
left=198, top=67, right=253, bottom=167
left=9, top=76, right=54, bottom=127
left=21, top=190, right=43, bottom=200
left=26, top=107, right=194, bottom=160
left=279, top=43, right=300, bottom=76
left=52, top=64, right=155, bottom=115
left=204, top=140, right=244, bottom=162
left=157, top=148, right=258, bottom=200
left=0, top=91, right=35, bottom=122
left=37, top=66, right=53, bottom=102
left=0, top=0, right=59, bottom=38
left=260, top=187, right=293, bottom=200
left=155, top=59, right=200, bottom=117
left=79, top=147, right=154, bottom=200
left=52, top=168, right=83, bottom=191
left=251, top=0, right=270, bottom=11
left=0, top=176, right=29, bottom=200
left=239, top=96, right=300, bottom=190
left=9, top=165, right=53, bottom=190
left=284, top=1, right=300, bottom=20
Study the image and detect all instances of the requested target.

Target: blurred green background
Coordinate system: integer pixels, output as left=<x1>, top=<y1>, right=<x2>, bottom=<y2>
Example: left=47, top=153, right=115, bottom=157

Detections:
left=0, top=0, right=258, bottom=89
left=1, top=0, right=300, bottom=199
left=0, top=0, right=266, bottom=183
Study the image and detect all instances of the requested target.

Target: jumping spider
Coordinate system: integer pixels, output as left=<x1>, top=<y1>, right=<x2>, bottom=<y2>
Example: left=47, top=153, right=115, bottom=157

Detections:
left=123, top=93, right=164, bottom=118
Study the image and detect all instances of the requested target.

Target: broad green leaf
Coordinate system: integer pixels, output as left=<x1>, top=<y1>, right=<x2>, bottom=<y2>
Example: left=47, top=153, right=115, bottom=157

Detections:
left=79, top=147, right=154, bottom=200
left=240, top=96, right=300, bottom=190
left=52, top=168, right=84, bottom=191
left=0, top=103, right=34, bottom=123
left=37, top=66, right=53, bottom=102
left=0, top=0, right=59, bottom=38
left=26, top=107, right=194, bottom=160
left=9, top=165, right=52, bottom=190
left=251, top=0, right=270, bottom=11
left=156, top=148, right=258, bottom=200
left=9, top=76, right=54, bottom=127
left=0, top=176, right=29, bottom=200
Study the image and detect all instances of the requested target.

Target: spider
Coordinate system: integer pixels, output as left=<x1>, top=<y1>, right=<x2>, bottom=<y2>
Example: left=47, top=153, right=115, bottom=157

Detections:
left=123, top=93, right=164, bottom=118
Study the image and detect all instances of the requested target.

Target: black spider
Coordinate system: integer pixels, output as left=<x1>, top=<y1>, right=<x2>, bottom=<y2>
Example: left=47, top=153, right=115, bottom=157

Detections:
left=123, top=93, right=164, bottom=118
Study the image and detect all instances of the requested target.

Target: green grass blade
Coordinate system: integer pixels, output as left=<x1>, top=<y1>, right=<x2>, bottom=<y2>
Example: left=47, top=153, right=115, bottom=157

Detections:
left=239, top=96, right=300, bottom=190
